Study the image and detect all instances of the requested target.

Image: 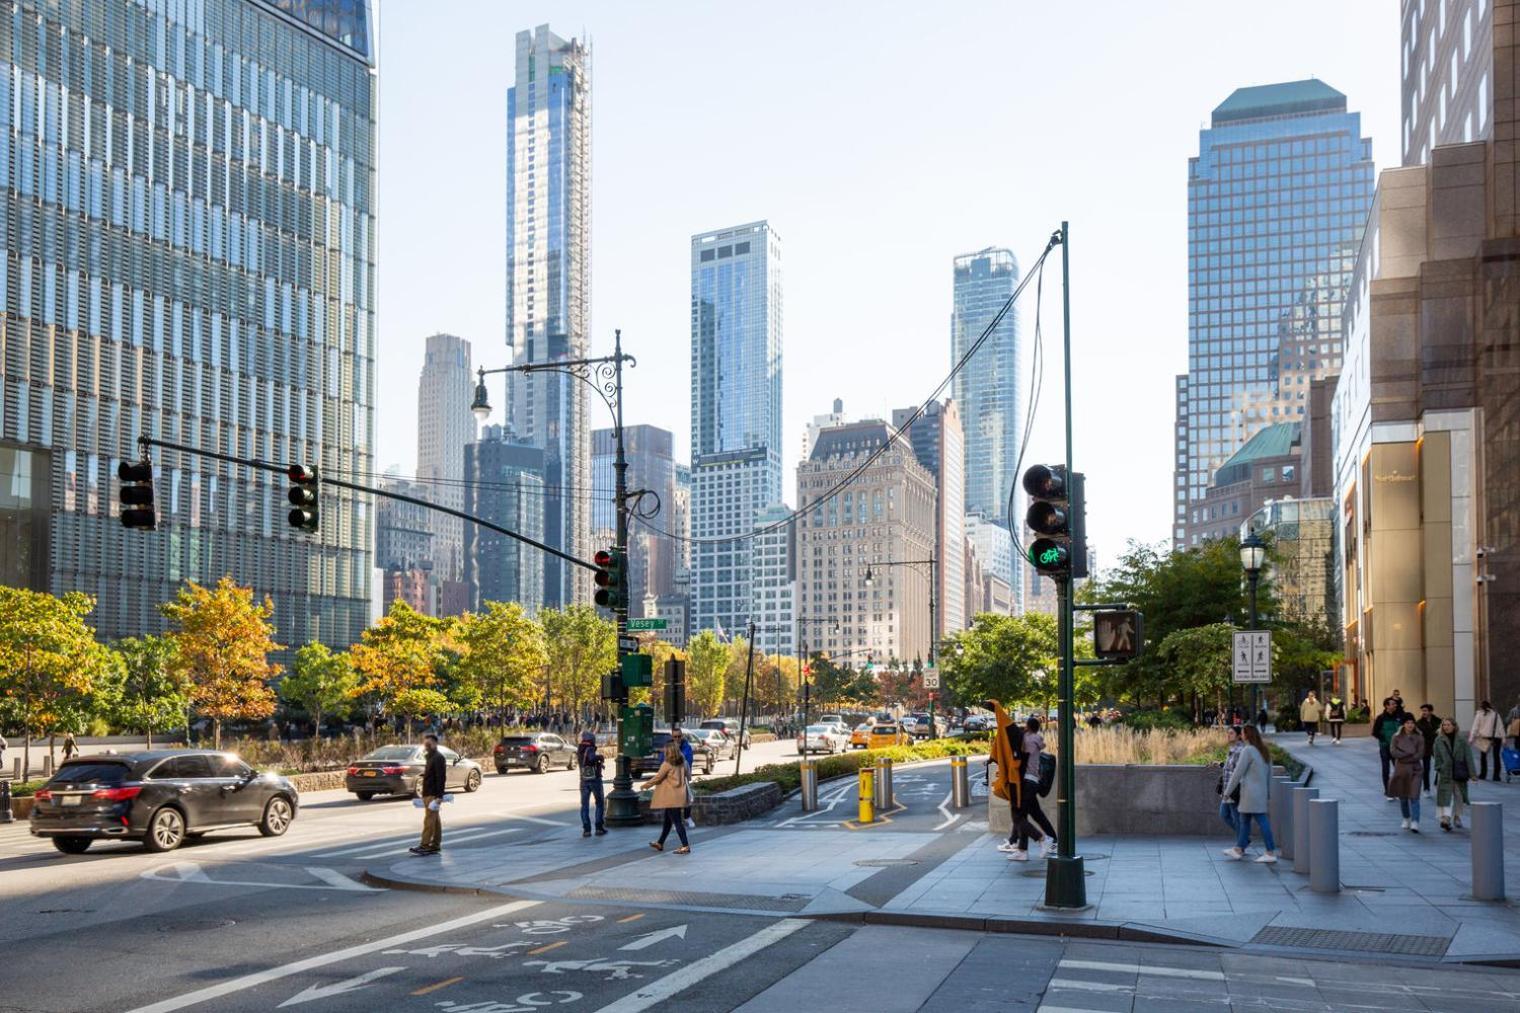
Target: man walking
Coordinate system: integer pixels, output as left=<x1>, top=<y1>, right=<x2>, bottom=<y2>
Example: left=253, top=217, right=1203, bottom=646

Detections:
left=672, top=726, right=695, bottom=829
left=1372, top=698, right=1403, bottom=799
left=1300, top=692, right=1322, bottom=746
left=578, top=730, right=607, bottom=837
left=409, top=733, right=446, bottom=856
left=1415, top=704, right=1441, bottom=795
left=1470, top=700, right=1505, bottom=782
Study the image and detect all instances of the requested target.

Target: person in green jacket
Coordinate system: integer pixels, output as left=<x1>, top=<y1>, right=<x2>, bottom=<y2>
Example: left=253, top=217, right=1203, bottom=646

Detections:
left=1433, top=717, right=1473, bottom=832
left=1371, top=698, right=1403, bottom=798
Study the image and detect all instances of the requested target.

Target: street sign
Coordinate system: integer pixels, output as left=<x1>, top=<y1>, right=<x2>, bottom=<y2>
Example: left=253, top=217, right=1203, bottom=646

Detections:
left=922, top=668, right=940, bottom=690
left=1232, top=630, right=1272, bottom=684
left=626, top=618, right=667, bottom=631
left=618, top=635, right=639, bottom=654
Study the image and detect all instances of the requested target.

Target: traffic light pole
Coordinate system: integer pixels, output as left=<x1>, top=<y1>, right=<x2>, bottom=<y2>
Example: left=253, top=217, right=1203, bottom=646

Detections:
left=605, top=329, right=641, bottom=826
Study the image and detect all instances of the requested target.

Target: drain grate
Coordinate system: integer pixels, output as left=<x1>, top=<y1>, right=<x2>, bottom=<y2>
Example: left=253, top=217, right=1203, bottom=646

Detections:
left=568, top=885, right=809, bottom=912
left=854, top=859, right=918, bottom=867
left=1251, top=925, right=1449, bottom=957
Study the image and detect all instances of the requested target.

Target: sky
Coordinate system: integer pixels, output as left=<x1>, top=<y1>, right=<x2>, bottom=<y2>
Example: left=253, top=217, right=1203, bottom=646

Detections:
left=373, top=0, right=1399, bottom=567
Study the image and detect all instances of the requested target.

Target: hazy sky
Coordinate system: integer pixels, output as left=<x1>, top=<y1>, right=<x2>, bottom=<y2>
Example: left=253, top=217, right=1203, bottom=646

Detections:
left=374, top=1, right=1399, bottom=564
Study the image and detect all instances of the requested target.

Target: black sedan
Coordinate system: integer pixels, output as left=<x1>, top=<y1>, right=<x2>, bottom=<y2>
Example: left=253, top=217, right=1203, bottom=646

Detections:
left=345, top=744, right=483, bottom=799
left=493, top=733, right=577, bottom=774
left=29, top=751, right=298, bottom=854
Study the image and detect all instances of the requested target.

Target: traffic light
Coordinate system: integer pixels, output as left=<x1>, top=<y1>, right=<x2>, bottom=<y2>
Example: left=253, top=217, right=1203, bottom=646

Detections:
left=1022, top=464, right=1087, bottom=578
left=117, top=459, right=157, bottom=530
left=1093, top=609, right=1144, bottom=660
left=287, top=464, right=320, bottom=533
left=601, top=671, right=626, bottom=702
left=593, top=548, right=626, bottom=609
left=664, top=659, right=686, bottom=724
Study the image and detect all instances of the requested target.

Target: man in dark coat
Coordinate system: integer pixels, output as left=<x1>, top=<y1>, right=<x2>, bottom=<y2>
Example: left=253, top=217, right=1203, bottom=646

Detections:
left=410, top=733, right=447, bottom=856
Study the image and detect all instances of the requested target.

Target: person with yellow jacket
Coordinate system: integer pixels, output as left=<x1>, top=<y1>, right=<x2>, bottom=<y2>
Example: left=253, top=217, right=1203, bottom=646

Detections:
left=986, top=699, right=1048, bottom=862
left=1299, top=692, right=1322, bottom=746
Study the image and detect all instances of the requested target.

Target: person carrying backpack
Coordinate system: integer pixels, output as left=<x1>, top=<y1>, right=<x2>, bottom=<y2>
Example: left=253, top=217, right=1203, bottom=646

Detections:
left=577, top=730, right=607, bottom=837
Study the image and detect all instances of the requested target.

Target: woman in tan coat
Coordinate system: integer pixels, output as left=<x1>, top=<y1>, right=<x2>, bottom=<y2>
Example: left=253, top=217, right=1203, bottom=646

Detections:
left=641, top=741, right=691, bottom=853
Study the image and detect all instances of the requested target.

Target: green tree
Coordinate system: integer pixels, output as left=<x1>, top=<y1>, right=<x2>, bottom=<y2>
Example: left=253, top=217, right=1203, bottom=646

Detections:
left=539, top=605, right=616, bottom=718
left=940, top=612, right=1059, bottom=710
left=685, top=630, right=729, bottom=718
left=390, top=687, right=452, bottom=739
left=454, top=601, right=548, bottom=724
left=112, top=634, right=189, bottom=747
left=160, top=577, right=283, bottom=749
left=1156, top=622, right=1236, bottom=718
left=279, top=642, right=356, bottom=736
left=347, top=600, right=445, bottom=724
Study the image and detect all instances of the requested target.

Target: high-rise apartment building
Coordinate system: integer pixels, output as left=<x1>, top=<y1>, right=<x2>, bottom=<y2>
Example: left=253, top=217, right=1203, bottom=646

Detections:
left=1176, top=80, right=1374, bottom=549
left=416, top=334, right=474, bottom=586
left=690, top=221, right=783, bottom=638
left=376, top=475, right=435, bottom=617
left=796, top=421, right=936, bottom=665
left=965, top=514, right=1015, bottom=604
left=750, top=503, right=796, bottom=661
left=1402, top=0, right=1493, bottom=165
left=463, top=425, right=544, bottom=613
left=505, top=25, right=591, bottom=609
left=592, top=425, right=677, bottom=618
left=892, top=400, right=966, bottom=637
left=0, top=0, right=376, bottom=647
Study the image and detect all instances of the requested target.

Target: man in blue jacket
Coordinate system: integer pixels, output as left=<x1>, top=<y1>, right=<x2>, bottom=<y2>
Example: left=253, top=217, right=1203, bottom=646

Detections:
left=577, top=730, right=607, bottom=837
left=672, top=726, right=695, bottom=828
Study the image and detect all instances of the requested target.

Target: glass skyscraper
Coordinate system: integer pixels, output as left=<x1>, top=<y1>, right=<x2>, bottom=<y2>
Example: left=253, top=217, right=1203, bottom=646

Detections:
left=690, top=221, right=782, bottom=638
left=1176, top=79, right=1373, bottom=549
left=505, top=24, right=591, bottom=609
left=0, top=0, right=376, bottom=648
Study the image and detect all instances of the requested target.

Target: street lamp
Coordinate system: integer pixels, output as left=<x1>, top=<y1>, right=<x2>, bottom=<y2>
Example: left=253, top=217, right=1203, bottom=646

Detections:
left=1239, top=530, right=1266, bottom=723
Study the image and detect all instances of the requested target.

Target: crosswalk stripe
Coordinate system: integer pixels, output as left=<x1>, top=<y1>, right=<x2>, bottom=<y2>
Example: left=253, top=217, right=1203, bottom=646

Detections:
left=1058, top=959, right=1226, bottom=982
left=313, top=826, right=518, bottom=858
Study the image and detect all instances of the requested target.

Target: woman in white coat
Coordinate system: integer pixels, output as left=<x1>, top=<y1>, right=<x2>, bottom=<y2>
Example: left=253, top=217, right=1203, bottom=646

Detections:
left=1222, top=724, right=1277, bottom=863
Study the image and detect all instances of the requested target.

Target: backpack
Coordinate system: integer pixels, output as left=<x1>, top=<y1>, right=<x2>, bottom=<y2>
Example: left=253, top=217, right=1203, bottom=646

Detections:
left=1037, top=753, right=1056, bottom=797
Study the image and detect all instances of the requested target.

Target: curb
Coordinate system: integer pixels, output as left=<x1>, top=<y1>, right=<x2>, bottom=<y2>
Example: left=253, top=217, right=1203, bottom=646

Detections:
left=803, top=908, right=1232, bottom=947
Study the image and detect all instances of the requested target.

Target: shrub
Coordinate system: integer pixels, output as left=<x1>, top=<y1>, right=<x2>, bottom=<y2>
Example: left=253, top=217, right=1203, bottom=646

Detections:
left=1122, top=709, right=1194, bottom=732
left=1275, top=706, right=1301, bottom=732
left=1066, top=726, right=1225, bottom=765
left=6, top=780, right=48, bottom=798
left=1346, top=707, right=1371, bottom=724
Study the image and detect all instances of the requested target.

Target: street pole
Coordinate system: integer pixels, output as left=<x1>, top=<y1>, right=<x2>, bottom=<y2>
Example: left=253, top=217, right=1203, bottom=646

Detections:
left=734, top=622, right=757, bottom=776
left=606, top=329, right=640, bottom=825
left=1248, top=570, right=1260, bottom=727
left=928, top=554, right=937, bottom=740
left=1046, top=220, right=1086, bottom=909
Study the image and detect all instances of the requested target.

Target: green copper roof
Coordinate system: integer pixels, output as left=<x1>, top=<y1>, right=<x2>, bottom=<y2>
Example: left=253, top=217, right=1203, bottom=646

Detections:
left=1212, top=79, right=1345, bottom=125
left=1221, top=422, right=1301, bottom=470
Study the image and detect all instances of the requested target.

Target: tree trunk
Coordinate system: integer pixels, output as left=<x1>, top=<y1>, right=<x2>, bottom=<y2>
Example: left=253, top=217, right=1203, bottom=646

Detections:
left=313, top=706, right=323, bottom=741
left=212, top=718, right=222, bottom=751
left=146, top=722, right=154, bottom=750
left=22, top=734, right=31, bottom=783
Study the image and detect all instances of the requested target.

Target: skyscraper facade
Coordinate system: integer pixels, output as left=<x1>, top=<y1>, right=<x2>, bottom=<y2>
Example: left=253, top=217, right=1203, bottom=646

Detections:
left=505, top=25, right=591, bottom=609
left=750, top=502, right=796, bottom=662
left=952, top=249, right=1020, bottom=522
left=892, top=400, right=966, bottom=638
left=1402, top=0, right=1493, bottom=165
left=690, top=221, right=782, bottom=638
left=592, top=424, right=677, bottom=618
left=1176, top=79, right=1374, bottom=549
left=464, top=425, right=544, bottom=613
left=417, top=333, right=473, bottom=588
left=0, top=0, right=376, bottom=647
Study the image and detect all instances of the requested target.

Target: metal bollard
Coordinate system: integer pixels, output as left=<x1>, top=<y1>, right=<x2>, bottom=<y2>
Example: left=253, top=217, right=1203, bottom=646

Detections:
left=858, top=767, right=875, bottom=824
left=950, top=756, right=970, bottom=808
left=1292, top=786, right=1319, bottom=874
left=1308, top=799, right=1340, bottom=893
left=10, top=758, right=19, bottom=782
left=883, top=757, right=894, bottom=808
left=800, top=760, right=818, bottom=812
left=1471, top=802, right=1505, bottom=901
left=874, top=758, right=888, bottom=809
left=1275, top=777, right=1295, bottom=861
left=0, top=779, right=11, bottom=824
left=42, top=756, right=52, bottom=778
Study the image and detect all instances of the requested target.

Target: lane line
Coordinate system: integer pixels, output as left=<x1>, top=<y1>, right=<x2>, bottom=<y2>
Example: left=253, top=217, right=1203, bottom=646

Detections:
left=528, top=940, right=568, bottom=956
left=495, top=812, right=569, bottom=827
left=312, top=826, right=516, bottom=858
left=617, top=914, right=646, bottom=924
left=933, top=789, right=958, bottom=830
left=119, top=899, right=540, bottom=1013
left=1045, top=980, right=1130, bottom=993
left=411, top=977, right=464, bottom=996
left=592, top=918, right=809, bottom=1013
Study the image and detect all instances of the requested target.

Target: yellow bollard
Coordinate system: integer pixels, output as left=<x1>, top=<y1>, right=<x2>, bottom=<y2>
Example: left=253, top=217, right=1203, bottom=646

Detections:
left=858, top=766, right=875, bottom=824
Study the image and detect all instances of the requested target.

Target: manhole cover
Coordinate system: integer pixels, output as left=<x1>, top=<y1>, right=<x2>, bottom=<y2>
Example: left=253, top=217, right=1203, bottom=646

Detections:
left=854, top=859, right=919, bottom=867
left=1251, top=926, right=1448, bottom=956
left=156, top=918, right=237, bottom=933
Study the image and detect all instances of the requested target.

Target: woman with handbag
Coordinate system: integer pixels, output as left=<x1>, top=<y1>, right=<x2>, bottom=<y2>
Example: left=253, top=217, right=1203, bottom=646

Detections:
left=1222, top=725, right=1277, bottom=862
left=640, top=741, right=692, bottom=854
left=1434, top=717, right=1473, bottom=831
left=1217, top=724, right=1245, bottom=834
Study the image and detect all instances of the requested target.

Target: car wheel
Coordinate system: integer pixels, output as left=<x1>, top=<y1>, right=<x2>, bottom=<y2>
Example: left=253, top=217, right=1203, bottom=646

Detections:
left=144, top=807, right=186, bottom=852
left=464, top=770, right=482, bottom=793
left=356, top=791, right=375, bottom=801
left=259, top=796, right=294, bottom=837
left=535, top=755, right=549, bottom=775
left=52, top=836, right=91, bottom=855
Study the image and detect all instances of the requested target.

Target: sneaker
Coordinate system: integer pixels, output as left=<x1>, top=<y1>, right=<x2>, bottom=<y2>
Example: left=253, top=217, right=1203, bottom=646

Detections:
left=1254, top=852, right=1277, bottom=864
left=1401, top=818, right=1410, bottom=829
left=1410, top=822, right=1421, bottom=834
left=1441, top=818, right=1452, bottom=831
left=582, top=829, right=592, bottom=838
left=649, top=841, right=664, bottom=853
left=997, top=841, right=1017, bottom=853
left=673, top=846, right=691, bottom=855
left=1007, top=849, right=1029, bottom=862
left=1221, top=847, right=1245, bottom=860
left=1041, top=838, right=1058, bottom=857
left=408, top=846, right=428, bottom=856
left=686, top=818, right=696, bottom=829
left=1386, top=796, right=1396, bottom=802
left=1454, top=816, right=1464, bottom=828
left=595, top=827, right=607, bottom=836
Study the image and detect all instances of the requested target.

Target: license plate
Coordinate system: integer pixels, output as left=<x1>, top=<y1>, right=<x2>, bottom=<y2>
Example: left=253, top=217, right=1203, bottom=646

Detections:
left=60, top=795, right=81, bottom=806
left=363, top=771, right=378, bottom=777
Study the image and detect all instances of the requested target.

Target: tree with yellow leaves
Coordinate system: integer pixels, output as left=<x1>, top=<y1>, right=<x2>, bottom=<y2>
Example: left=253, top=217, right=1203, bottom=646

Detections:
left=539, top=604, right=616, bottom=718
left=160, top=577, right=282, bottom=749
left=347, top=600, right=446, bottom=726
left=453, top=601, right=547, bottom=725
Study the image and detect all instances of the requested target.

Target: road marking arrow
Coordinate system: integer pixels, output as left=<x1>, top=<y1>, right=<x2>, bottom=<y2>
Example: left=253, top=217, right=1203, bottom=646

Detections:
left=277, top=967, right=403, bottom=1008
left=619, top=925, right=687, bottom=951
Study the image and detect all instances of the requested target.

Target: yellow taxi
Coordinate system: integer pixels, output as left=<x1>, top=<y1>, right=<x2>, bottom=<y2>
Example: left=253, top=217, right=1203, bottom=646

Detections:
left=867, top=724, right=909, bottom=748
left=850, top=724, right=872, bottom=749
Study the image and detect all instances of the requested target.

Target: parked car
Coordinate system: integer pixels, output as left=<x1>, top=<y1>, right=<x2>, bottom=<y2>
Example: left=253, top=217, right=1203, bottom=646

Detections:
left=631, top=731, right=696, bottom=776
left=963, top=714, right=990, bottom=732
left=700, top=718, right=752, bottom=749
left=687, top=728, right=734, bottom=764
left=29, top=751, right=299, bottom=854
left=347, top=744, right=484, bottom=798
left=493, top=733, right=577, bottom=775
left=867, top=724, right=909, bottom=749
left=797, top=724, right=849, bottom=755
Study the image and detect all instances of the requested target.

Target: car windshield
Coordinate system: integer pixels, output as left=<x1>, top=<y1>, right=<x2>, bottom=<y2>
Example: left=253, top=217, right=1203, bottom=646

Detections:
left=700, top=721, right=724, bottom=730
left=363, top=746, right=419, bottom=760
left=874, top=726, right=898, bottom=734
left=50, top=762, right=130, bottom=785
left=805, top=725, right=830, bottom=733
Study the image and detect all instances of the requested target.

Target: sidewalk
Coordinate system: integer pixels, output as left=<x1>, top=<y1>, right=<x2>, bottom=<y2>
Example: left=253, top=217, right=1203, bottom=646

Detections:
left=367, top=746, right=1520, bottom=963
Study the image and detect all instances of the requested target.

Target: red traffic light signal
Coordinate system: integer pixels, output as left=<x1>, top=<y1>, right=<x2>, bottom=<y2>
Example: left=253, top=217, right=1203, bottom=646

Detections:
left=594, top=548, right=625, bottom=609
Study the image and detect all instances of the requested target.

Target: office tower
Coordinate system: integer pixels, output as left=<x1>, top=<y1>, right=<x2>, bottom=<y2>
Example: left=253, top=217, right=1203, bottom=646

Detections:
left=965, top=514, right=1015, bottom=604
left=672, top=463, right=692, bottom=577
left=592, top=424, right=677, bottom=617
left=416, top=334, right=474, bottom=590
left=376, top=474, right=435, bottom=616
left=463, top=426, right=545, bottom=613
left=1402, top=0, right=1493, bottom=164
left=1194, top=423, right=1304, bottom=544
left=1172, top=376, right=1190, bottom=545
left=892, top=400, right=967, bottom=636
left=797, top=420, right=936, bottom=664
left=1176, top=80, right=1374, bottom=549
left=505, top=25, right=591, bottom=609
left=750, top=503, right=796, bottom=662
left=690, top=221, right=783, bottom=638
left=0, top=0, right=375, bottom=646
left=952, top=249, right=1020, bottom=521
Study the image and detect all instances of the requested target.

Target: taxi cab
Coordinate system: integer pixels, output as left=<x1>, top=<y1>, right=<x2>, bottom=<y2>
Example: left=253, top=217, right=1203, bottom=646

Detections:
left=867, top=723, right=909, bottom=748
left=850, top=723, right=873, bottom=749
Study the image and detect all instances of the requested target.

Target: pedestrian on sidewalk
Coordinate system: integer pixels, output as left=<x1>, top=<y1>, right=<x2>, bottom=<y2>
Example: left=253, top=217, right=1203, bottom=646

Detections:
left=672, top=726, right=696, bottom=830
left=1326, top=696, right=1346, bottom=745
left=1470, top=701, right=1504, bottom=782
left=1300, top=693, right=1322, bottom=746
left=1415, top=704, right=1440, bottom=795
left=1391, top=689, right=1408, bottom=719
left=62, top=731, right=77, bottom=761
left=986, top=700, right=1042, bottom=861
left=1434, top=717, right=1472, bottom=831
left=1373, top=698, right=1403, bottom=799
left=641, top=741, right=691, bottom=854
left=408, top=733, right=446, bottom=856
left=577, top=730, right=606, bottom=838
left=1006, top=716, right=1056, bottom=859
left=1218, top=725, right=1245, bottom=835
left=1390, top=716, right=1425, bottom=832
left=1222, top=725, right=1276, bottom=863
